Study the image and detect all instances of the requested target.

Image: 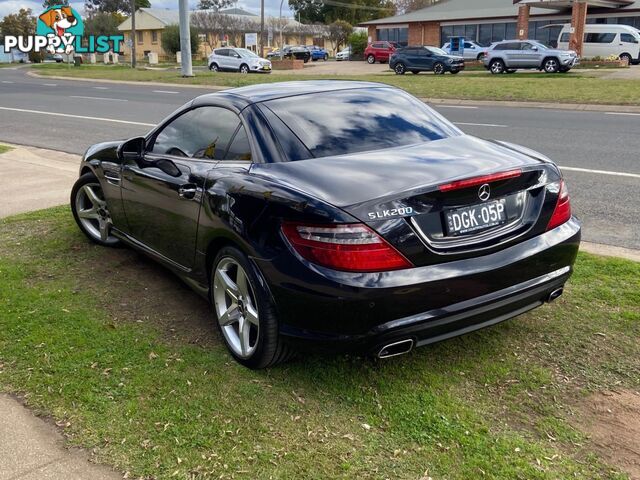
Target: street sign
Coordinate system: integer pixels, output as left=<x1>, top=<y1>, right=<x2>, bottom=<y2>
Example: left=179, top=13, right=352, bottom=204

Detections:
left=245, top=33, right=258, bottom=47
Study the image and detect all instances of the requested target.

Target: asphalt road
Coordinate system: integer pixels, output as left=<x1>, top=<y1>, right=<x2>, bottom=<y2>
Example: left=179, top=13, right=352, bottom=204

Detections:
left=1, top=67, right=638, bottom=250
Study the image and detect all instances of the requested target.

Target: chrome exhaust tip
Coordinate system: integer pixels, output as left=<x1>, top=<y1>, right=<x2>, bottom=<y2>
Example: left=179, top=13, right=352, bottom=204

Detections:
left=547, top=288, right=564, bottom=303
left=377, top=339, right=414, bottom=359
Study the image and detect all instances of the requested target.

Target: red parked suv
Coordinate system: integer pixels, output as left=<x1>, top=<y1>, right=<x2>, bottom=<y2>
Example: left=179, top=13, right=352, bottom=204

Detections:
left=364, top=41, right=398, bottom=64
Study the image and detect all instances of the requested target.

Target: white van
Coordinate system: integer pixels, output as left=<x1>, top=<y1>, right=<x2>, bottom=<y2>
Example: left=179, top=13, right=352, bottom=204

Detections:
left=557, top=24, right=640, bottom=64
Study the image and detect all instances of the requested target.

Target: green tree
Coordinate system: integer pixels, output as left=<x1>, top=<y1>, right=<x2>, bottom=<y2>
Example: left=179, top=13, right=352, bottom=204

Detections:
left=0, top=8, right=35, bottom=38
left=197, top=0, right=233, bottom=10
left=161, top=24, right=201, bottom=55
left=84, top=12, right=122, bottom=37
left=328, top=20, right=352, bottom=51
left=43, top=0, right=69, bottom=8
left=395, top=0, right=440, bottom=15
left=84, top=0, right=151, bottom=15
left=348, top=30, right=367, bottom=54
left=288, top=0, right=394, bottom=24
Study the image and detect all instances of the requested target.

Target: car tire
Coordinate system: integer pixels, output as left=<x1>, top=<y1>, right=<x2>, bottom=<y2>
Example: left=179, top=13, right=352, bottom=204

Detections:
left=212, top=246, right=293, bottom=369
left=506, top=69, right=516, bottom=74
left=394, top=62, right=406, bottom=75
left=209, top=62, right=219, bottom=72
left=71, top=172, right=120, bottom=247
left=433, top=62, right=445, bottom=75
left=489, top=59, right=505, bottom=74
left=367, top=54, right=375, bottom=64
left=239, top=64, right=250, bottom=74
left=620, top=53, right=632, bottom=65
left=324, top=54, right=328, bottom=61
left=450, top=70, right=460, bottom=74
left=411, top=70, right=420, bottom=74
left=543, top=58, right=559, bottom=73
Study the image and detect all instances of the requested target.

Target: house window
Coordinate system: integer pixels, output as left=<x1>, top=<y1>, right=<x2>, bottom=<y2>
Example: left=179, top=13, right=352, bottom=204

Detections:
left=151, top=30, right=158, bottom=43
left=137, top=31, right=143, bottom=44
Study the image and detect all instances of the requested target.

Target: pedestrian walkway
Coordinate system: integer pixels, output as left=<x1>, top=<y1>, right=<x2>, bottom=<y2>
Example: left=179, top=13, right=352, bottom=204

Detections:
left=0, top=144, right=79, bottom=218
left=0, top=395, right=121, bottom=480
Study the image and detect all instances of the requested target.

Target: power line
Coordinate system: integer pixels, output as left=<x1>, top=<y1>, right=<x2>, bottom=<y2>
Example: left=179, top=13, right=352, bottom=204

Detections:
left=318, top=0, right=394, bottom=11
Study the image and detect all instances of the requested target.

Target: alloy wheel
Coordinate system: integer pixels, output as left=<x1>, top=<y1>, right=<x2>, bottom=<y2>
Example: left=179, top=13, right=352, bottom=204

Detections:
left=213, top=257, right=260, bottom=359
left=240, top=64, right=249, bottom=74
left=367, top=55, right=375, bottom=64
left=490, top=60, right=504, bottom=74
left=75, top=182, right=115, bottom=243
left=210, top=63, right=218, bottom=72
left=434, top=62, right=445, bottom=75
left=394, top=63, right=406, bottom=75
left=544, top=59, right=559, bottom=73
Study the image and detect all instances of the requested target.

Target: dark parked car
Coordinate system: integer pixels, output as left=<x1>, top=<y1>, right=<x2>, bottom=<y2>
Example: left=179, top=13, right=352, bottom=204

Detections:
left=390, top=46, right=465, bottom=75
left=364, top=41, right=398, bottom=63
left=71, top=81, right=580, bottom=369
left=266, top=45, right=311, bottom=63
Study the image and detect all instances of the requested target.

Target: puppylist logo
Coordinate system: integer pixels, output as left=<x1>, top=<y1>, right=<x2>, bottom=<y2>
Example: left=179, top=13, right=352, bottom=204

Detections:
left=3, top=5, right=124, bottom=55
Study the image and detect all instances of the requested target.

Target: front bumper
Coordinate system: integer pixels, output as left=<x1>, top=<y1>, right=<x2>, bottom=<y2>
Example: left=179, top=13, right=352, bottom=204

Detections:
left=256, top=217, right=581, bottom=353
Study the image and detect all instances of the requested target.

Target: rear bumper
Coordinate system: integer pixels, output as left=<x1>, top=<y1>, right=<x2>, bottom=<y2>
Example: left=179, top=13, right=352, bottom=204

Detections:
left=256, top=217, right=580, bottom=352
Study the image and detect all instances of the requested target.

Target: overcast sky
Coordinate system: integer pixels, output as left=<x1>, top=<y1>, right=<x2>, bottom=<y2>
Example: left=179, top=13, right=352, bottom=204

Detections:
left=0, top=0, right=294, bottom=22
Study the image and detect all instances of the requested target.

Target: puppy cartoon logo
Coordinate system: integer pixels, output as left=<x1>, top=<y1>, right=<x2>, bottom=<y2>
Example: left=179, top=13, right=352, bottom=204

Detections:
left=3, top=5, right=121, bottom=55
left=36, top=5, right=84, bottom=54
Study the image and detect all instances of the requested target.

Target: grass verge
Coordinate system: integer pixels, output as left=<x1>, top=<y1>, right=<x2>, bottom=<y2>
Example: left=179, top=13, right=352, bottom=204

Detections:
left=30, top=63, right=640, bottom=105
left=0, top=207, right=638, bottom=479
left=0, top=144, right=12, bottom=154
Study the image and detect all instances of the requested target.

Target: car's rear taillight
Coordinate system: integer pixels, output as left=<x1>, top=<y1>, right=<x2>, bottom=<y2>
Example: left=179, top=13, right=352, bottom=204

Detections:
left=546, top=180, right=572, bottom=231
left=438, top=169, right=522, bottom=192
left=281, top=222, right=413, bottom=272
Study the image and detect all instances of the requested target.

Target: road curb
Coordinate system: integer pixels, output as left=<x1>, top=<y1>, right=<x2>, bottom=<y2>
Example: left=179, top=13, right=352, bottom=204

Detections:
left=26, top=70, right=640, bottom=113
left=580, top=242, right=640, bottom=262
left=421, top=97, right=640, bottom=113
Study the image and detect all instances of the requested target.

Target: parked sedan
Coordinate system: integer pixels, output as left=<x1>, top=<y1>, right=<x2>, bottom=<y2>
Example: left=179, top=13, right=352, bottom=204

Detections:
left=309, top=45, right=329, bottom=61
left=484, top=40, right=579, bottom=74
left=267, top=45, right=311, bottom=63
left=335, top=47, right=351, bottom=61
left=71, top=81, right=580, bottom=369
left=390, top=46, right=465, bottom=74
left=208, top=47, right=271, bottom=73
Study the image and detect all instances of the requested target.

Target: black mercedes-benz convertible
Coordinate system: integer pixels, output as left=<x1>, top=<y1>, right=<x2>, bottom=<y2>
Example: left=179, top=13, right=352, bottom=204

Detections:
left=70, top=81, right=580, bottom=368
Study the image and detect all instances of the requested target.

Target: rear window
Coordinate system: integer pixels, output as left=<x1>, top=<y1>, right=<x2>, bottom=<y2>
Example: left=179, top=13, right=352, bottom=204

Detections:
left=263, top=88, right=461, bottom=159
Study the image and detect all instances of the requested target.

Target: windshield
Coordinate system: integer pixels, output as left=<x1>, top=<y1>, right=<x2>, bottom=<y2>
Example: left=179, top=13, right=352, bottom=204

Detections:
left=237, top=48, right=258, bottom=58
left=264, top=88, right=461, bottom=159
left=426, top=46, right=448, bottom=55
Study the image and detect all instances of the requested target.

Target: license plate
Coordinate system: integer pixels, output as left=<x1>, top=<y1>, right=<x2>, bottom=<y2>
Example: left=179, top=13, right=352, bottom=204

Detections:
left=444, top=199, right=507, bottom=236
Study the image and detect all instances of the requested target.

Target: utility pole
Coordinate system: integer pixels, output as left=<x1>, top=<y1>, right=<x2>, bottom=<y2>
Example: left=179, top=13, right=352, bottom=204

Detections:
left=260, top=0, right=264, bottom=57
left=130, top=0, right=136, bottom=68
left=178, top=0, right=193, bottom=77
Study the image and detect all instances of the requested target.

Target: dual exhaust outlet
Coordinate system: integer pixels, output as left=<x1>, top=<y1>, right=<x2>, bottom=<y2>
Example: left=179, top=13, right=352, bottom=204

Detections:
left=377, top=288, right=564, bottom=360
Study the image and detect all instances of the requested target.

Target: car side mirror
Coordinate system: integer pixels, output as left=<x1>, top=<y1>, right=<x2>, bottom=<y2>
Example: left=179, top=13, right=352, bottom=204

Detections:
left=532, top=46, right=539, bottom=51
left=118, top=136, right=145, bottom=161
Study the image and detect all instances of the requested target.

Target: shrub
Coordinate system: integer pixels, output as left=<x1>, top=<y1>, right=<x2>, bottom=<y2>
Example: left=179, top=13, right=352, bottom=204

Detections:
left=349, top=31, right=368, bottom=55
left=161, top=24, right=201, bottom=56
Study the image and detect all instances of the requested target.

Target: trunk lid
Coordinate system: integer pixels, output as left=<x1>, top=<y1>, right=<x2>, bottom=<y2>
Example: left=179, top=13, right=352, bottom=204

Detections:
left=251, top=135, right=562, bottom=266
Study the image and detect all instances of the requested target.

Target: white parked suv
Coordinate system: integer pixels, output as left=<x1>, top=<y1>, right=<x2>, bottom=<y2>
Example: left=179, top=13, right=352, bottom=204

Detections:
left=441, top=40, right=488, bottom=60
left=557, top=24, right=640, bottom=65
left=208, top=47, right=272, bottom=74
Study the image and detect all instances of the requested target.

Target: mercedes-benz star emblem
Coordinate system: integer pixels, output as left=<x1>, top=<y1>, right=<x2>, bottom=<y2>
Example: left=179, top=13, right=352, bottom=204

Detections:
left=478, top=183, right=491, bottom=201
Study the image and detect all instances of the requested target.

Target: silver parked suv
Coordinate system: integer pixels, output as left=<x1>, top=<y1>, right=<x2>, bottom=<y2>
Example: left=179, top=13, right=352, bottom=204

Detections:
left=484, top=40, right=579, bottom=74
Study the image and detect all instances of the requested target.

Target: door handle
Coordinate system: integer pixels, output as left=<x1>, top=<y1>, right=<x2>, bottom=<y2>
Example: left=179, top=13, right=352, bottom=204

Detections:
left=178, top=184, right=197, bottom=199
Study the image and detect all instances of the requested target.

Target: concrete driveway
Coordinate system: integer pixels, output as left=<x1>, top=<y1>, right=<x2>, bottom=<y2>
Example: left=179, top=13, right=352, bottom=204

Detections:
left=0, top=144, right=79, bottom=218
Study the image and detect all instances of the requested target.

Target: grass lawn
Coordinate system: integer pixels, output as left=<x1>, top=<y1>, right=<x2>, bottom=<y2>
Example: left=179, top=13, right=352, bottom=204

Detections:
left=0, top=145, right=12, bottom=154
left=1, top=207, right=639, bottom=479
left=30, top=63, right=640, bottom=105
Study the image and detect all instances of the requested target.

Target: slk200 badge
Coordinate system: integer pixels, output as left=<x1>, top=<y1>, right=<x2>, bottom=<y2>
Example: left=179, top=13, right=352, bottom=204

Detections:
left=367, top=207, right=414, bottom=220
